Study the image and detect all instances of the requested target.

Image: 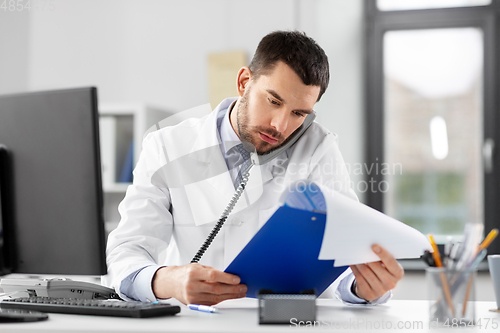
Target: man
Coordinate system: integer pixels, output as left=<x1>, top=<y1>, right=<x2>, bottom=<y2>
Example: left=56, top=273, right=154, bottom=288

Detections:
left=103, top=31, right=404, bottom=306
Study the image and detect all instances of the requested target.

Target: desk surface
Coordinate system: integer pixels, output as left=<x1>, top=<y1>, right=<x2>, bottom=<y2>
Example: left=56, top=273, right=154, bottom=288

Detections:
left=1, top=299, right=499, bottom=333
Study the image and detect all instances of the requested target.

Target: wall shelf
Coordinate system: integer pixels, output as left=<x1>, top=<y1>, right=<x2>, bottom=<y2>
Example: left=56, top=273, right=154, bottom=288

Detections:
left=98, top=104, right=172, bottom=235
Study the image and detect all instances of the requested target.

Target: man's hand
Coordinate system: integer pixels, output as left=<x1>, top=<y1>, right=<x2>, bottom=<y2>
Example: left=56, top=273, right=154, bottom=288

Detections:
left=349, top=244, right=404, bottom=302
left=152, top=264, right=247, bottom=305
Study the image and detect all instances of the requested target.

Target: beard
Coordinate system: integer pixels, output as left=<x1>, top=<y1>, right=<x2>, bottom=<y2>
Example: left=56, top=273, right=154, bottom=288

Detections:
left=235, top=89, right=288, bottom=155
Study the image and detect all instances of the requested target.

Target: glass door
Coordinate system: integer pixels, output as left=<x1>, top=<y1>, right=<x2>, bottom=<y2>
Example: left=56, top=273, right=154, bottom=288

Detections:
left=364, top=1, right=499, bottom=252
left=383, top=27, right=484, bottom=242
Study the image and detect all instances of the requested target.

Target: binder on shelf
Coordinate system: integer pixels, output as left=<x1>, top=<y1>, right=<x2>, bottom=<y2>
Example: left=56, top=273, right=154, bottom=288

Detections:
left=98, top=116, right=116, bottom=185
left=224, top=205, right=348, bottom=298
left=119, top=140, right=134, bottom=183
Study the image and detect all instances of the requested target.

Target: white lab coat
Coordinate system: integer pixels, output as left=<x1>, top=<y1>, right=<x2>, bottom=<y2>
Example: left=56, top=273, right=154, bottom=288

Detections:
left=103, top=98, right=357, bottom=296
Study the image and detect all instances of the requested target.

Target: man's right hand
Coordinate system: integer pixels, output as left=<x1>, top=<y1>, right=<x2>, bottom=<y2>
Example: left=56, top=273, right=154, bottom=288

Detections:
left=152, top=264, right=247, bottom=305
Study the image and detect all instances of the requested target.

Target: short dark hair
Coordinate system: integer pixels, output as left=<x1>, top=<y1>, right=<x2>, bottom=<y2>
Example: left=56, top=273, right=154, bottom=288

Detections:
left=249, top=30, right=329, bottom=101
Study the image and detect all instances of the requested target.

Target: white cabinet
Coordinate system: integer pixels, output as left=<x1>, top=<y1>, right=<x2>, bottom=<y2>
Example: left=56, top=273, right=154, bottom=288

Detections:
left=98, top=105, right=172, bottom=235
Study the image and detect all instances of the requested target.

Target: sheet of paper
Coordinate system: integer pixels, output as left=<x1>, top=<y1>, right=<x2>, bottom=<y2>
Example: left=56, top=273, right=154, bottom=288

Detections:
left=313, top=185, right=432, bottom=266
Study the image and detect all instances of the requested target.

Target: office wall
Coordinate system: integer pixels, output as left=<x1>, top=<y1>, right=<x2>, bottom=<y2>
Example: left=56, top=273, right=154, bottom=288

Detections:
left=0, top=0, right=366, bottom=199
left=0, top=10, right=30, bottom=94
left=27, top=0, right=298, bottom=111
left=313, top=0, right=365, bottom=200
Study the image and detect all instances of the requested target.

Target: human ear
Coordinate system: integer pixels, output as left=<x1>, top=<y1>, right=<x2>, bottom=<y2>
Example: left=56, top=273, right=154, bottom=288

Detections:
left=236, top=67, right=252, bottom=97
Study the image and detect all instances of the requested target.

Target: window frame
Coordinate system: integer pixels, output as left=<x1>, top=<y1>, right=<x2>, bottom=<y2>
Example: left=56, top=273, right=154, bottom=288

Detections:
left=364, top=1, right=500, bottom=256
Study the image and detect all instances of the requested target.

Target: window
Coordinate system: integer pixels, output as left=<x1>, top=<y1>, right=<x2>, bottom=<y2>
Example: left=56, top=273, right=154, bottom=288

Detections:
left=384, top=28, right=483, bottom=241
left=365, top=1, right=500, bottom=253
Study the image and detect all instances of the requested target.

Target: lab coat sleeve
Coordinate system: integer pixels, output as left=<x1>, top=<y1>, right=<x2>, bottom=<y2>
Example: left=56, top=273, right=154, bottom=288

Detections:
left=119, top=265, right=163, bottom=302
left=335, top=272, right=392, bottom=305
left=102, top=132, right=174, bottom=300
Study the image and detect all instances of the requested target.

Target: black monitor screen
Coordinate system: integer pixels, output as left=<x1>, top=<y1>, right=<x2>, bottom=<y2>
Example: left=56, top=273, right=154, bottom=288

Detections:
left=0, top=87, right=106, bottom=275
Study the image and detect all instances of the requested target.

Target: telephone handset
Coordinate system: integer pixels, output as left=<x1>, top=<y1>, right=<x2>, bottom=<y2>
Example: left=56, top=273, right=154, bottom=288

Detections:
left=191, top=112, right=316, bottom=263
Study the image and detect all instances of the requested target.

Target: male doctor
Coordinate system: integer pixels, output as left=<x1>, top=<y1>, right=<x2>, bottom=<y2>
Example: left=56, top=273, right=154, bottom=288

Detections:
left=104, top=31, right=404, bottom=306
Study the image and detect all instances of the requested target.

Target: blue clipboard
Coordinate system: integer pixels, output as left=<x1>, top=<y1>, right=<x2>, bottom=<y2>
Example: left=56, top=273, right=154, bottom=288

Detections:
left=224, top=205, right=348, bottom=298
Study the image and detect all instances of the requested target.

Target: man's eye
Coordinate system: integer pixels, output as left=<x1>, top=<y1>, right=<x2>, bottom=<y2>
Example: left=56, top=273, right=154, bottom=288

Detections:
left=293, top=111, right=305, bottom=117
left=268, top=98, right=279, bottom=105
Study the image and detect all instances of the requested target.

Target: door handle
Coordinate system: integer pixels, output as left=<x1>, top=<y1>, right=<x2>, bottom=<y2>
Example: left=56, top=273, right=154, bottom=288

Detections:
left=483, top=138, right=495, bottom=173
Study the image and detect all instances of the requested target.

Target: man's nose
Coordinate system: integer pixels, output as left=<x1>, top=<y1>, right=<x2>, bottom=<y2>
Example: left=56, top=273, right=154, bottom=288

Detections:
left=269, top=111, right=288, bottom=134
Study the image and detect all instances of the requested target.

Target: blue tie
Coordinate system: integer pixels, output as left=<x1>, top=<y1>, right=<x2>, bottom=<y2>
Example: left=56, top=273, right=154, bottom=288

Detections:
left=234, top=143, right=252, bottom=187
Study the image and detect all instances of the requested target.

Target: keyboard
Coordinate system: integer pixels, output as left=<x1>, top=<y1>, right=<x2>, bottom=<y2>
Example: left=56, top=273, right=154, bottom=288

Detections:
left=0, top=297, right=181, bottom=318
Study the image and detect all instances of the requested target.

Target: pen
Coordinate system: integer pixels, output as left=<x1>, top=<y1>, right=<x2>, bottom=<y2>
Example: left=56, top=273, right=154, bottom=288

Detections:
left=456, top=229, right=500, bottom=290
left=478, top=228, right=499, bottom=251
left=461, top=249, right=488, bottom=316
left=448, top=241, right=461, bottom=270
left=428, top=234, right=444, bottom=267
left=468, top=248, right=487, bottom=270
left=462, top=229, right=499, bottom=315
left=456, top=223, right=483, bottom=270
left=428, top=234, right=455, bottom=316
left=188, top=304, right=218, bottom=313
left=444, top=236, right=452, bottom=268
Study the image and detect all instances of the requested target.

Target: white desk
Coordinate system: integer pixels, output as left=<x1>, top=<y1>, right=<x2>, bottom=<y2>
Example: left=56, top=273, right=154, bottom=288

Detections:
left=1, top=299, right=498, bottom=333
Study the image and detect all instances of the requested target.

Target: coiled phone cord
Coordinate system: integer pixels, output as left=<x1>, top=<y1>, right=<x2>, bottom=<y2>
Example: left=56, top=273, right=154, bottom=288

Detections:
left=190, top=165, right=253, bottom=264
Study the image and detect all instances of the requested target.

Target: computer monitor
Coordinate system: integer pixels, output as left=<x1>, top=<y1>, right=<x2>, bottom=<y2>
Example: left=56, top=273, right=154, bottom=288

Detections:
left=0, top=87, right=106, bottom=276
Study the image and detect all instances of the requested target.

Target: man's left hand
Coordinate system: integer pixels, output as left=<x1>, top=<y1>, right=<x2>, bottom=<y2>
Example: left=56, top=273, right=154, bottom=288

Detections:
left=349, top=244, right=404, bottom=302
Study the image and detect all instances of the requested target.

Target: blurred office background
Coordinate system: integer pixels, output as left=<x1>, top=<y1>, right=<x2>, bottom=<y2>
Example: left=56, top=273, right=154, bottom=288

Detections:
left=1, top=0, right=499, bottom=301
left=1, top=0, right=363, bottom=198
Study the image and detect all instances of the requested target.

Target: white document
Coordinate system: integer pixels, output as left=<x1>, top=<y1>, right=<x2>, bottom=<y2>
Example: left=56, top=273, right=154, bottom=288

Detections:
left=316, top=185, right=432, bottom=266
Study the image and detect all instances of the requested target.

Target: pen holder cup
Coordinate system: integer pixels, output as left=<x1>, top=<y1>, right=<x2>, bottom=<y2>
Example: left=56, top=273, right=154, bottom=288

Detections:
left=426, top=267, right=476, bottom=326
left=487, top=255, right=500, bottom=310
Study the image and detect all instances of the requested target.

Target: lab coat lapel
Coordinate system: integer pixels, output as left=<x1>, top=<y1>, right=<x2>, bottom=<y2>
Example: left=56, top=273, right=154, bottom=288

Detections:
left=183, top=103, right=237, bottom=226
left=189, top=102, right=235, bottom=197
